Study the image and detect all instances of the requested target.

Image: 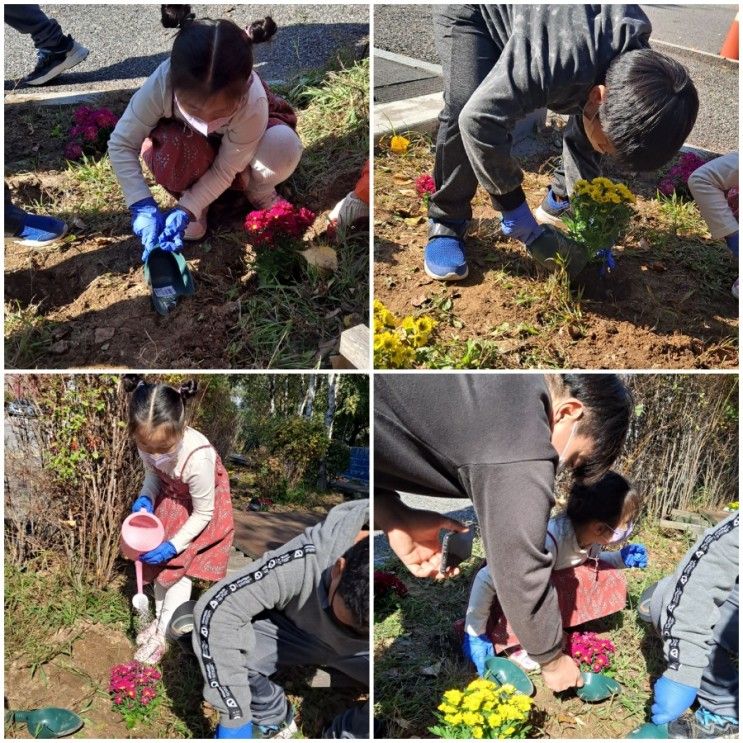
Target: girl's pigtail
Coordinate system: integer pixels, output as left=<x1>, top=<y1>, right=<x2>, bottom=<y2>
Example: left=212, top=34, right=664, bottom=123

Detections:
left=122, top=374, right=145, bottom=394
left=179, top=380, right=199, bottom=401
left=246, top=16, right=277, bottom=44
left=161, top=4, right=195, bottom=29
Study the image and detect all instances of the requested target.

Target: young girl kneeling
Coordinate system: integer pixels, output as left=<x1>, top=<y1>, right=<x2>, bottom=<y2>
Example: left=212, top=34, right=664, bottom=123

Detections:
left=124, top=375, right=234, bottom=664
left=463, top=471, right=646, bottom=674
left=109, top=5, right=302, bottom=258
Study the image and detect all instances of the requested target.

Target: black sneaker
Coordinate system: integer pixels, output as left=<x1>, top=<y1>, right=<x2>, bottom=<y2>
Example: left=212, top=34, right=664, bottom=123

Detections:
left=668, top=708, right=739, bottom=739
left=254, top=703, right=298, bottom=739
left=24, top=35, right=89, bottom=86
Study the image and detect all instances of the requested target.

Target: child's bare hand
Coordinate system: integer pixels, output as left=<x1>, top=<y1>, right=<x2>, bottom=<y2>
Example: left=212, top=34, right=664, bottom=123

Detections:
left=541, top=653, right=583, bottom=692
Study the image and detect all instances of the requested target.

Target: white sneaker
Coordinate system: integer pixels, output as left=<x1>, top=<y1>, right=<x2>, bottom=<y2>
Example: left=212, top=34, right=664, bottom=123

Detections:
left=508, top=648, right=540, bottom=672
left=135, top=618, right=159, bottom=647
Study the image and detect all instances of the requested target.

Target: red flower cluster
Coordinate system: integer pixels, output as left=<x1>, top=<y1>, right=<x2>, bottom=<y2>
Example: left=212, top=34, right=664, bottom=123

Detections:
left=244, top=199, right=316, bottom=247
left=109, top=661, right=161, bottom=708
left=658, top=152, right=707, bottom=196
left=65, top=105, right=119, bottom=161
left=374, top=570, right=409, bottom=598
left=568, top=631, right=616, bottom=673
left=415, top=173, right=435, bottom=198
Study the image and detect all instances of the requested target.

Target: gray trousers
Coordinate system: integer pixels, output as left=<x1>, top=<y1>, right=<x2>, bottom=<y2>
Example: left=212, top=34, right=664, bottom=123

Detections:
left=248, top=611, right=369, bottom=738
left=430, top=5, right=601, bottom=220
left=5, top=4, right=65, bottom=50
left=651, top=579, right=739, bottom=718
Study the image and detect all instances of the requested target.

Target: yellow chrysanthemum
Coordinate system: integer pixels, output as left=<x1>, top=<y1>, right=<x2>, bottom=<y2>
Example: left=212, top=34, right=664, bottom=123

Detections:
left=390, top=135, right=410, bottom=154
left=472, top=726, right=484, bottom=739
left=400, top=316, right=416, bottom=332
left=462, top=711, right=483, bottom=727
left=443, top=713, right=462, bottom=725
left=504, top=726, right=515, bottom=736
left=487, top=712, right=503, bottom=727
left=415, top=316, right=436, bottom=334
left=443, top=689, right=464, bottom=705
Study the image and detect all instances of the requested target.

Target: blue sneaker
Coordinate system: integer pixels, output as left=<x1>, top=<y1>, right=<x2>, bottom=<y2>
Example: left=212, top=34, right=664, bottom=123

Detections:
left=667, top=708, right=739, bottom=739
left=13, top=213, right=68, bottom=247
left=424, top=219, right=468, bottom=280
left=534, top=187, right=570, bottom=227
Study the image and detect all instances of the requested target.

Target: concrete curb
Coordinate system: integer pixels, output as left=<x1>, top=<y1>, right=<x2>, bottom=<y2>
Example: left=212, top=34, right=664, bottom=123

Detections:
left=374, top=91, right=546, bottom=147
left=373, top=47, right=442, bottom=76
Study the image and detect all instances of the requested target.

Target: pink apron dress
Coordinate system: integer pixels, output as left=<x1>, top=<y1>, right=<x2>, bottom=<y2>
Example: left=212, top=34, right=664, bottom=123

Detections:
left=141, top=77, right=297, bottom=197
left=142, top=444, right=234, bottom=589
left=455, top=560, right=627, bottom=653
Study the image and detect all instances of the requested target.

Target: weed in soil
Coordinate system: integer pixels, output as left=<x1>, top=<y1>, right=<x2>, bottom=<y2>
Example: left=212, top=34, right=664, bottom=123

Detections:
left=374, top=132, right=738, bottom=369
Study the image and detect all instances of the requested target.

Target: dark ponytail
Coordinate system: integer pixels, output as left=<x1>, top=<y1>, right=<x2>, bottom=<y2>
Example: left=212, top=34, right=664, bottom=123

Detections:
left=567, top=471, right=641, bottom=529
left=123, top=376, right=195, bottom=438
left=167, top=12, right=278, bottom=100
left=161, top=4, right=194, bottom=29
left=246, top=16, right=277, bottom=44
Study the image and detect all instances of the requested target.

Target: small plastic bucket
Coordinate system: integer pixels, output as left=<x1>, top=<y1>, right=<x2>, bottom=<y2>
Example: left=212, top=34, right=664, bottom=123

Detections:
left=120, top=510, right=164, bottom=560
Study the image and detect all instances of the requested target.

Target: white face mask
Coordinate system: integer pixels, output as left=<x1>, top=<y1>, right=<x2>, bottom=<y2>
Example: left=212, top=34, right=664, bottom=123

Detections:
left=139, top=440, right=182, bottom=470
left=605, top=521, right=634, bottom=544
left=175, top=96, right=236, bottom=136
left=556, top=421, right=578, bottom=473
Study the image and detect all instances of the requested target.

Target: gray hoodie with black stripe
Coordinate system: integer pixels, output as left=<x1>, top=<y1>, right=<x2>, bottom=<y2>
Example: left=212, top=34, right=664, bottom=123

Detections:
left=650, top=511, right=739, bottom=688
left=192, top=499, right=369, bottom=724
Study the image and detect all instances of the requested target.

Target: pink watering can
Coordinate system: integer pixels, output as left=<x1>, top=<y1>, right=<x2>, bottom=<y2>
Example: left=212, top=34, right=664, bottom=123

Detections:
left=120, top=510, right=164, bottom=612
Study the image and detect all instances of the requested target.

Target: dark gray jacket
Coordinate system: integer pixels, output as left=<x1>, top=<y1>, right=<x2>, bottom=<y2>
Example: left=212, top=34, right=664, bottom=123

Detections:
left=375, top=374, right=564, bottom=664
left=193, top=500, right=369, bottom=724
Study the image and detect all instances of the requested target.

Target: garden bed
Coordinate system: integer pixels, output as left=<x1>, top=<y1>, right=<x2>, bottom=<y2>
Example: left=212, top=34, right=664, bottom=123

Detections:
left=374, top=132, right=738, bottom=369
left=374, top=523, right=695, bottom=739
left=5, top=60, right=368, bottom=369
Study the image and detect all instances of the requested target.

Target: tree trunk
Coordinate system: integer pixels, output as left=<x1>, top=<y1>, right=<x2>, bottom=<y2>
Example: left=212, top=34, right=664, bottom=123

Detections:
left=300, top=374, right=318, bottom=418
left=318, top=373, right=337, bottom=490
left=269, top=376, right=276, bottom=416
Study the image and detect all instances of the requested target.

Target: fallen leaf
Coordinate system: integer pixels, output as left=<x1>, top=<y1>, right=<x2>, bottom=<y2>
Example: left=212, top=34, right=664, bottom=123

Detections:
left=404, top=216, right=425, bottom=227
left=420, top=661, right=442, bottom=677
left=411, top=295, right=429, bottom=307
left=300, top=245, right=338, bottom=272
left=324, top=308, right=342, bottom=320
left=398, top=188, right=416, bottom=196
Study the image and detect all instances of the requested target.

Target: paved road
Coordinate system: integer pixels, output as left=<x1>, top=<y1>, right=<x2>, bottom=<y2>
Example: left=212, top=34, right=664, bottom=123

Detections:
left=374, top=4, right=738, bottom=152
left=374, top=493, right=477, bottom=566
left=4, top=4, right=369, bottom=92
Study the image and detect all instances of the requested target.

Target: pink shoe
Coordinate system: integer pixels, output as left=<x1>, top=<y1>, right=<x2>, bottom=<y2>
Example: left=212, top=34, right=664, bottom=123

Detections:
left=508, top=648, right=540, bottom=672
left=184, top=210, right=207, bottom=241
left=135, top=618, right=158, bottom=647
left=134, top=632, right=167, bottom=665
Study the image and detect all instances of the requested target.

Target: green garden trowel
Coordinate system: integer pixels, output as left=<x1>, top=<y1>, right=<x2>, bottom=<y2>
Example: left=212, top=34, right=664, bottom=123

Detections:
left=626, top=722, right=669, bottom=739
left=143, top=248, right=195, bottom=316
left=576, top=671, right=622, bottom=702
left=483, top=657, right=535, bottom=696
left=5, top=707, right=83, bottom=738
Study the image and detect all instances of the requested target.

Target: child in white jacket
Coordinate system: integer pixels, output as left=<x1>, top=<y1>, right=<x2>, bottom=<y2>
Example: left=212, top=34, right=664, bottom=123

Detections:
left=688, top=152, right=739, bottom=298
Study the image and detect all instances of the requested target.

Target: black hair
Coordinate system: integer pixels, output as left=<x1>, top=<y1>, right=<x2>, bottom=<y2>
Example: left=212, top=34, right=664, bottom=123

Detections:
left=337, top=536, right=369, bottom=633
left=122, top=374, right=198, bottom=438
left=600, top=49, right=699, bottom=171
left=161, top=4, right=277, bottom=100
left=553, top=374, right=633, bottom=483
left=567, top=471, right=641, bottom=529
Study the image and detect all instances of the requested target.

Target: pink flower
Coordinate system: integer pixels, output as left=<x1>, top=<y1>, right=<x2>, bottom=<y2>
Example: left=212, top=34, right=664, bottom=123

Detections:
left=374, top=570, right=409, bottom=598
left=415, top=173, right=435, bottom=198
left=64, top=142, right=83, bottom=160
left=82, top=125, right=99, bottom=142
left=244, top=200, right=316, bottom=247
left=93, top=108, right=118, bottom=129
left=73, top=106, right=94, bottom=125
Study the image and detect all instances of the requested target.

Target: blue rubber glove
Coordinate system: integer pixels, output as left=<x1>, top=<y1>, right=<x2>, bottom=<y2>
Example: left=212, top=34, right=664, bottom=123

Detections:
left=131, top=495, right=154, bottom=514
left=621, top=543, right=648, bottom=568
left=651, top=675, right=697, bottom=724
left=130, top=197, right=165, bottom=262
left=139, top=540, right=177, bottom=565
left=501, top=201, right=544, bottom=245
left=158, top=207, right=191, bottom=253
left=215, top=722, right=253, bottom=738
left=725, top=230, right=739, bottom=258
left=462, top=633, right=494, bottom=677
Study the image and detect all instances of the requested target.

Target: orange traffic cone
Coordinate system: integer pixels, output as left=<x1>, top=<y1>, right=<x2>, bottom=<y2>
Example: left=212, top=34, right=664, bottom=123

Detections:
left=720, top=12, right=739, bottom=60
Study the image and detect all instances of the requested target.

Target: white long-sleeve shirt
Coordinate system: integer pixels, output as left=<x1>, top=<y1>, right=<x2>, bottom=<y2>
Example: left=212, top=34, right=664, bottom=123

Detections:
left=139, top=426, right=217, bottom=554
left=108, top=59, right=269, bottom=216
left=688, top=152, right=739, bottom=239
left=465, top=514, right=625, bottom=636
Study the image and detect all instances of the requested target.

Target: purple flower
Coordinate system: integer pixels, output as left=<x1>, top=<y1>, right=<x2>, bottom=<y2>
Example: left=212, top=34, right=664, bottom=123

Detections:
left=64, top=142, right=83, bottom=160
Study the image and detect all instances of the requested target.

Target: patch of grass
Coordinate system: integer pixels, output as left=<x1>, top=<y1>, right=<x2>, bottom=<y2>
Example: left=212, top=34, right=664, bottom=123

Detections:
left=5, top=558, right=130, bottom=668
left=4, top=299, right=54, bottom=368
left=656, top=192, right=708, bottom=238
left=374, top=522, right=694, bottom=738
